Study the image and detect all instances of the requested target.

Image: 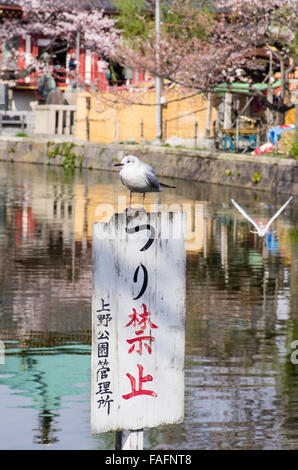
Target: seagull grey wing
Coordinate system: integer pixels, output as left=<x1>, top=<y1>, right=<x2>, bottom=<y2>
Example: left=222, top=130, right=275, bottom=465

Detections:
left=231, top=198, right=261, bottom=232
left=142, top=166, right=160, bottom=191
left=263, top=196, right=293, bottom=233
left=120, top=172, right=126, bottom=187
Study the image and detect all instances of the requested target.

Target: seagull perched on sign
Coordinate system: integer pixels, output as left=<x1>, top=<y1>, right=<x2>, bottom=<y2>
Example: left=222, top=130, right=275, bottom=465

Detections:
left=114, top=155, right=175, bottom=207
left=231, top=196, right=293, bottom=237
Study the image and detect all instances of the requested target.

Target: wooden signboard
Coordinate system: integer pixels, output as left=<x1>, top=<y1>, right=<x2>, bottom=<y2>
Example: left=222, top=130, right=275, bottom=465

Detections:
left=91, top=210, right=186, bottom=435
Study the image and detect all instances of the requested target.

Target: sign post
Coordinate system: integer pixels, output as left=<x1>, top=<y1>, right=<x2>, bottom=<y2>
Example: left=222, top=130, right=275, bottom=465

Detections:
left=91, top=210, right=186, bottom=449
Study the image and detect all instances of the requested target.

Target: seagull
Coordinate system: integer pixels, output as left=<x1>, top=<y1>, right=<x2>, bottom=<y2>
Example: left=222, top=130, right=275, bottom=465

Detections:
left=231, top=196, right=293, bottom=237
left=114, top=155, right=175, bottom=207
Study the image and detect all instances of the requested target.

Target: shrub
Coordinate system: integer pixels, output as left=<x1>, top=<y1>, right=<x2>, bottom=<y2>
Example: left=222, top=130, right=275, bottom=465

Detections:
left=289, top=139, right=298, bottom=159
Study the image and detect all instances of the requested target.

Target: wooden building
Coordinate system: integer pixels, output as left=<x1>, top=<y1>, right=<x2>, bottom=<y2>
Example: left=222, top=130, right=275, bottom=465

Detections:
left=0, top=0, right=145, bottom=111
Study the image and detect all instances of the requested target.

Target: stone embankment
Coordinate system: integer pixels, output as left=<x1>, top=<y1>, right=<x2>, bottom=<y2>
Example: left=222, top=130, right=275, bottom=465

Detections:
left=0, top=136, right=297, bottom=195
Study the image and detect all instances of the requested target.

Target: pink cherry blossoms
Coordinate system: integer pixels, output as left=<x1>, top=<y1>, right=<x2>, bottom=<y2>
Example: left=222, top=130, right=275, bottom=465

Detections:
left=113, top=0, right=297, bottom=115
left=0, top=0, right=121, bottom=79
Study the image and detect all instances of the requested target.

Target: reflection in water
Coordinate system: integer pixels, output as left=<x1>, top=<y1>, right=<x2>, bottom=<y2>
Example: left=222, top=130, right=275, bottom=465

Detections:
left=0, top=161, right=298, bottom=449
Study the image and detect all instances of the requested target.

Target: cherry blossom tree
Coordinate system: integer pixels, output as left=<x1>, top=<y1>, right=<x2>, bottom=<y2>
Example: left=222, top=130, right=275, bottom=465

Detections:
left=0, top=0, right=120, bottom=81
left=113, top=0, right=298, bottom=121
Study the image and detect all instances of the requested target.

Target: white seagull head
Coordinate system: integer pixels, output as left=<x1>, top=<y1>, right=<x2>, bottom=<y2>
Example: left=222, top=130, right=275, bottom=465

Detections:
left=231, top=196, right=293, bottom=238
left=114, top=155, right=140, bottom=168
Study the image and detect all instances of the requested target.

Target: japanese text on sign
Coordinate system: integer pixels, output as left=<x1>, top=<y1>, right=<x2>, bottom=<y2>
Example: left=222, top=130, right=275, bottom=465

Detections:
left=95, top=298, right=113, bottom=415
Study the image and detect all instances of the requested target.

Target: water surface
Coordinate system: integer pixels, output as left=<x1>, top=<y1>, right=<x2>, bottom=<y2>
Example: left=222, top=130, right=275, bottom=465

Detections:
left=0, top=160, right=298, bottom=450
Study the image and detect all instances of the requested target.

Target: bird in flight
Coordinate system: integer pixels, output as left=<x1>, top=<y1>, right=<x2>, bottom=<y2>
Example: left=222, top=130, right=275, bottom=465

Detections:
left=114, top=155, right=175, bottom=207
left=231, top=196, right=293, bottom=237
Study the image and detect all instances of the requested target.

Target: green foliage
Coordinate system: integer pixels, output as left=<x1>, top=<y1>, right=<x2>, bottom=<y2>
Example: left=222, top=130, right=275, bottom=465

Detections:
left=289, top=228, right=298, bottom=247
left=252, top=172, right=262, bottom=183
left=60, top=142, right=75, bottom=156
left=114, top=0, right=153, bottom=41
left=15, top=131, right=28, bottom=137
left=63, top=151, right=76, bottom=170
left=114, top=0, right=213, bottom=43
left=47, top=143, right=60, bottom=159
left=162, top=0, right=213, bottom=41
left=47, top=142, right=82, bottom=170
left=289, top=139, right=298, bottom=159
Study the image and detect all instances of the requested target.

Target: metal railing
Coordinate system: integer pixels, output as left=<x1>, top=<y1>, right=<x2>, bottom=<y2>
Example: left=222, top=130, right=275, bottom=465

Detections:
left=0, top=110, right=34, bottom=134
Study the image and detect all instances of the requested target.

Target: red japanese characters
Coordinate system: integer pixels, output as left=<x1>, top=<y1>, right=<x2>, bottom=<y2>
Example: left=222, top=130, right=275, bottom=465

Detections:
left=122, top=224, right=158, bottom=401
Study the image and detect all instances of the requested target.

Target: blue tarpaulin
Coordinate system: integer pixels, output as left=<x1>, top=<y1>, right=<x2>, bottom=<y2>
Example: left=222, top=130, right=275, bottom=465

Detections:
left=269, top=125, right=295, bottom=144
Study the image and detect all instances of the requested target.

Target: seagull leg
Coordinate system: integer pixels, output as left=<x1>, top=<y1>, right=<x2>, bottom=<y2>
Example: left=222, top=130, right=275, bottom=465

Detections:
left=129, top=191, right=132, bottom=208
left=142, top=193, right=145, bottom=206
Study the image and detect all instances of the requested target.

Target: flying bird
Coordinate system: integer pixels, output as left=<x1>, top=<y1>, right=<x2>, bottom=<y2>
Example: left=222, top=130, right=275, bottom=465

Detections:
left=114, top=155, right=175, bottom=207
left=231, top=196, right=293, bottom=237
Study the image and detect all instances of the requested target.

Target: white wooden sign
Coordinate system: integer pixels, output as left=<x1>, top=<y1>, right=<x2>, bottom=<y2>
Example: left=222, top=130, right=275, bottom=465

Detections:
left=91, top=210, right=186, bottom=434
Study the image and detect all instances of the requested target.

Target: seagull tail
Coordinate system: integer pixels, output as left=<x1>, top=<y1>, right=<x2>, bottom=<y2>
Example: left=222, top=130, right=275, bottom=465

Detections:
left=160, top=182, right=176, bottom=189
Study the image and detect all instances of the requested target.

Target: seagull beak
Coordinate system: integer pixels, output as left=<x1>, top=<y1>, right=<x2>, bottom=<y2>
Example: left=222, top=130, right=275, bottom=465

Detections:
left=114, top=162, right=123, bottom=167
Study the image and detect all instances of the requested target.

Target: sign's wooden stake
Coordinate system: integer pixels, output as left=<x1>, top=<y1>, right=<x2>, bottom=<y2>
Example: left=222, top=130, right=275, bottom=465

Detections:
left=116, top=430, right=144, bottom=450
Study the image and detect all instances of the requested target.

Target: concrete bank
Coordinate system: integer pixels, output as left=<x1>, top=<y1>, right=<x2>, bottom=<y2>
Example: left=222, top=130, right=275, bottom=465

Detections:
left=0, top=136, right=298, bottom=195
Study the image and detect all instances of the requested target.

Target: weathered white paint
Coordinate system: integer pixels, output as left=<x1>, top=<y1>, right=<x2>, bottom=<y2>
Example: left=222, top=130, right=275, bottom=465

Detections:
left=91, top=210, right=186, bottom=434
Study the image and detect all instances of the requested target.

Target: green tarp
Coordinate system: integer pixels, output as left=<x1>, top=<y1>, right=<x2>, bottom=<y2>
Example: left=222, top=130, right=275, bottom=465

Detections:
left=214, top=79, right=297, bottom=94
left=214, top=82, right=267, bottom=93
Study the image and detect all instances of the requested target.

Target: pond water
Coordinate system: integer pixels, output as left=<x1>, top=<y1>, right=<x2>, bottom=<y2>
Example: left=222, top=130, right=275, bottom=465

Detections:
left=0, top=160, right=298, bottom=450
